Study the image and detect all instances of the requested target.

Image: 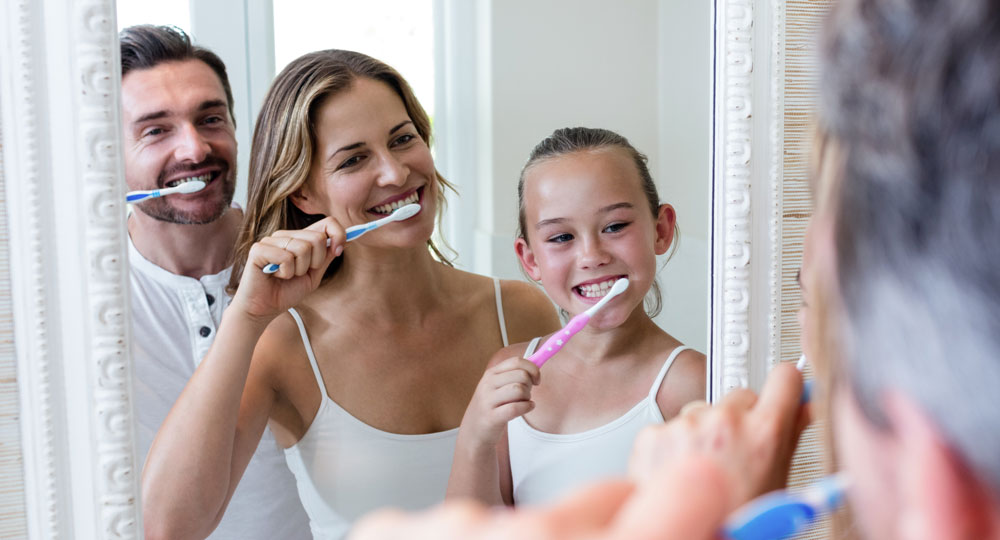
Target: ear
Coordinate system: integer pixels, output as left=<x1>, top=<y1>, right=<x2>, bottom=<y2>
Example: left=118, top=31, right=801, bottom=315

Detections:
left=653, top=204, right=677, bottom=256
left=886, top=391, right=1000, bottom=540
left=515, top=237, right=543, bottom=281
left=289, top=183, right=323, bottom=216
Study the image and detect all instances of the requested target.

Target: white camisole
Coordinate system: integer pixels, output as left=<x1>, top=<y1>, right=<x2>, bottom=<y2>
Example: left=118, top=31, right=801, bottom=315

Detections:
left=508, top=341, right=692, bottom=506
left=283, top=278, right=510, bottom=540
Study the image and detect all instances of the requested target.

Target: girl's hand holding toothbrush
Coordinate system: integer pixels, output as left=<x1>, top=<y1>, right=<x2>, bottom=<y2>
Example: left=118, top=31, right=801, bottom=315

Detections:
left=458, top=356, right=541, bottom=447
left=231, top=217, right=346, bottom=324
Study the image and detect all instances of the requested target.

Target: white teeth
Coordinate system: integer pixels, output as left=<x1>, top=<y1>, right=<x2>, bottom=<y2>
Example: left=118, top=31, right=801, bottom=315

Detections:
left=577, top=279, right=621, bottom=298
left=372, top=191, right=420, bottom=214
left=166, top=173, right=211, bottom=188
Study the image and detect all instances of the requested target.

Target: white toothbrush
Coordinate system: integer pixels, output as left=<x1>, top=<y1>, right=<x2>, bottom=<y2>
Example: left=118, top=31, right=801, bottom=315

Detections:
left=527, top=278, right=630, bottom=367
left=126, top=180, right=206, bottom=203
left=262, top=203, right=421, bottom=274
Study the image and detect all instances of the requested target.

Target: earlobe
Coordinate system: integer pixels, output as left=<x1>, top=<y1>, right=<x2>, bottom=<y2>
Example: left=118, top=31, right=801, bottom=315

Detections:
left=515, top=238, right=543, bottom=281
left=654, top=204, right=677, bottom=255
left=289, top=186, right=318, bottom=215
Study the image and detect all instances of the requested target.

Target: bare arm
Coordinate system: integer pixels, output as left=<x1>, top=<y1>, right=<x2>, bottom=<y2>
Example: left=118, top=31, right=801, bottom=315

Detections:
left=499, top=280, right=561, bottom=345
left=447, top=345, right=536, bottom=505
left=142, top=218, right=344, bottom=540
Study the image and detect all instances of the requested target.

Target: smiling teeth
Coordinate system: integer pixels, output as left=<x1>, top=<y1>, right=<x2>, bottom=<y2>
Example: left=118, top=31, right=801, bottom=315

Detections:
left=372, top=191, right=419, bottom=214
left=578, top=279, right=620, bottom=298
left=166, top=174, right=210, bottom=188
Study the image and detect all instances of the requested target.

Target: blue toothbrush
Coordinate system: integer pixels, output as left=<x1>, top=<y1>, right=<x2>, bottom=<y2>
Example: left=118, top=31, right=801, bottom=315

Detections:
left=126, top=180, right=206, bottom=203
left=722, top=473, right=849, bottom=540
left=262, top=203, right=421, bottom=274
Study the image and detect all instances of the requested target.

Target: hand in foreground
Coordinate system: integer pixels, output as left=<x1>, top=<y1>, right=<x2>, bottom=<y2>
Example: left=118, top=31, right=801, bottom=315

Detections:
left=351, top=364, right=809, bottom=540
left=459, top=356, right=541, bottom=448
left=628, top=363, right=810, bottom=512
left=231, top=217, right=346, bottom=322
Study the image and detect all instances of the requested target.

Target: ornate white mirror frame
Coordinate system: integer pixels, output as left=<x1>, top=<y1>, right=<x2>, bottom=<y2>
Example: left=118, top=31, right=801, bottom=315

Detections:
left=0, top=0, right=827, bottom=536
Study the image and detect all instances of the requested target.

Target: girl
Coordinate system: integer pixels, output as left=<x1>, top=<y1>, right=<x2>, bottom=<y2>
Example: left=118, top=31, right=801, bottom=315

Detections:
left=447, top=127, right=706, bottom=506
left=142, top=50, right=560, bottom=540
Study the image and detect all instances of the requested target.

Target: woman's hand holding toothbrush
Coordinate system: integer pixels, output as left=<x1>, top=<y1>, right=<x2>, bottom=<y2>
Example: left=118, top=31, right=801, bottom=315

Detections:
left=231, top=217, right=346, bottom=325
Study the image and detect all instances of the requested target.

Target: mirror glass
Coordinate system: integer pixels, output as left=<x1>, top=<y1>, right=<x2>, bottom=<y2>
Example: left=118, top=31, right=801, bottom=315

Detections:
left=116, top=0, right=712, bottom=526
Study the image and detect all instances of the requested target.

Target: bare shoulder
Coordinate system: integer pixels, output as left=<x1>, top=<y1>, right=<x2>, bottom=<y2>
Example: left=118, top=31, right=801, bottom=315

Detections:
left=253, top=311, right=307, bottom=379
left=497, top=279, right=561, bottom=343
left=656, top=346, right=708, bottom=419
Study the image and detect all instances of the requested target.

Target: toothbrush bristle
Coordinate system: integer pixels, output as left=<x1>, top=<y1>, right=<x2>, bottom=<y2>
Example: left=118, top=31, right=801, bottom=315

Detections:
left=392, top=203, right=421, bottom=221
left=609, top=278, right=629, bottom=296
left=177, top=180, right=207, bottom=194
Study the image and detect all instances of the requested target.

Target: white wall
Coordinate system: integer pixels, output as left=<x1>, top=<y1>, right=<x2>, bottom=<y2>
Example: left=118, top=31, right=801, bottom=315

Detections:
left=438, top=0, right=711, bottom=350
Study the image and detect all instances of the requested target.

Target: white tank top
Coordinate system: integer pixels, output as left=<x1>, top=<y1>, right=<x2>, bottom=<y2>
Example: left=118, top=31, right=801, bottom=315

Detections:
left=283, top=278, right=510, bottom=540
left=508, top=341, right=692, bottom=506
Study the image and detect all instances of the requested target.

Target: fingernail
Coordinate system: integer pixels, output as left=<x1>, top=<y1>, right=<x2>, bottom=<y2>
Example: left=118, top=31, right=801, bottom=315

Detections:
left=335, top=245, right=344, bottom=257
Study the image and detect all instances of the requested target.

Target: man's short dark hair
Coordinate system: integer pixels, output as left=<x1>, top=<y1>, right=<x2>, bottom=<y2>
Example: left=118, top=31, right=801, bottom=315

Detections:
left=120, top=25, right=236, bottom=126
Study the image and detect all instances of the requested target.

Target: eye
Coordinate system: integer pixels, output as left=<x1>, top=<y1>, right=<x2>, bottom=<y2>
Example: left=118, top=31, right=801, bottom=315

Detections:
left=546, top=233, right=573, bottom=243
left=603, top=221, right=630, bottom=233
left=141, top=126, right=165, bottom=139
left=391, top=133, right=417, bottom=147
left=202, top=114, right=226, bottom=126
left=337, top=154, right=367, bottom=170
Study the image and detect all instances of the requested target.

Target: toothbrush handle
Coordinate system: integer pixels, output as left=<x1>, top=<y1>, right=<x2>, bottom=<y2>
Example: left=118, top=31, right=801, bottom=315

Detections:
left=526, top=313, right=591, bottom=367
left=126, top=191, right=158, bottom=202
left=344, top=222, right=376, bottom=241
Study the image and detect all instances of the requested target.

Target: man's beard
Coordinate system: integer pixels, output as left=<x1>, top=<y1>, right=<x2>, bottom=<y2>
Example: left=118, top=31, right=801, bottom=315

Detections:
left=136, top=157, right=236, bottom=225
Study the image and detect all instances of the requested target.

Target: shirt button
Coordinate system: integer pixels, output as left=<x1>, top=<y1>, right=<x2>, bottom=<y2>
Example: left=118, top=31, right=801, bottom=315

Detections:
left=206, top=294, right=215, bottom=306
left=199, top=326, right=212, bottom=338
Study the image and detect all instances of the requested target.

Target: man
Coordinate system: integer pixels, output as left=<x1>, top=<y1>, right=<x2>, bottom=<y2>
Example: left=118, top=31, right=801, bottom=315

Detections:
left=350, top=0, right=1000, bottom=538
left=120, top=25, right=310, bottom=539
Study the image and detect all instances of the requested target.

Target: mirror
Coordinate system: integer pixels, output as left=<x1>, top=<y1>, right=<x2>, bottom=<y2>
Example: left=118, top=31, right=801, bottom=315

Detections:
left=4, top=0, right=854, bottom=536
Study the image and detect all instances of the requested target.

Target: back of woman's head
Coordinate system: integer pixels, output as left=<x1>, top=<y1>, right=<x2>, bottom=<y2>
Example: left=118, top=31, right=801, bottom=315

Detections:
left=821, top=0, right=1000, bottom=494
left=516, top=126, right=676, bottom=317
left=228, top=50, right=452, bottom=293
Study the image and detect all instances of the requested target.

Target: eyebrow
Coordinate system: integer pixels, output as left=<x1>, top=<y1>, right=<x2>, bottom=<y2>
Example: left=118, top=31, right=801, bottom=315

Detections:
left=132, top=99, right=228, bottom=126
left=534, top=202, right=635, bottom=230
left=327, top=120, right=415, bottom=163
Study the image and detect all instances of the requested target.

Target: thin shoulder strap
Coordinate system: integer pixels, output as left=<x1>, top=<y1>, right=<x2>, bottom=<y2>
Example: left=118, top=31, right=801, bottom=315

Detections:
left=494, top=277, right=509, bottom=347
left=648, top=345, right=693, bottom=399
left=287, top=307, right=330, bottom=399
left=523, top=336, right=542, bottom=359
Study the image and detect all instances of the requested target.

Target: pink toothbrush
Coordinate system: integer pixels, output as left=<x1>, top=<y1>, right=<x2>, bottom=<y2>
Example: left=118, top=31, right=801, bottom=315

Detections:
left=527, top=278, right=630, bottom=367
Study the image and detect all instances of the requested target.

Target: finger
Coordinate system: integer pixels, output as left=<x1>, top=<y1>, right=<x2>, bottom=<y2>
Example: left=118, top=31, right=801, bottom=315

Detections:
left=753, top=363, right=804, bottom=420
left=306, top=216, right=346, bottom=258
left=282, top=237, right=313, bottom=276
left=720, top=388, right=758, bottom=412
left=491, top=357, right=541, bottom=385
left=678, top=399, right=710, bottom=417
left=249, top=243, right=295, bottom=279
left=490, top=382, right=533, bottom=408
left=493, top=400, right=534, bottom=422
left=489, top=369, right=536, bottom=391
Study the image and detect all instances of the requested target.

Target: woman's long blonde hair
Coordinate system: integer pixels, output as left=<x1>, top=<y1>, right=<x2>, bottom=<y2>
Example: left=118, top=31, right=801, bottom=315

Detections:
left=228, top=50, right=454, bottom=294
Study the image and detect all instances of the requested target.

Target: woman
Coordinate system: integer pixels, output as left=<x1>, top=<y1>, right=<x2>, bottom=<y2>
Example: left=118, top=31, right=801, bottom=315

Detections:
left=142, top=50, right=560, bottom=540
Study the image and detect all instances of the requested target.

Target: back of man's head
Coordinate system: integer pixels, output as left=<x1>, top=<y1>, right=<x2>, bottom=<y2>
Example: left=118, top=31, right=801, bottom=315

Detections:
left=820, top=0, right=1000, bottom=496
left=119, top=24, right=235, bottom=126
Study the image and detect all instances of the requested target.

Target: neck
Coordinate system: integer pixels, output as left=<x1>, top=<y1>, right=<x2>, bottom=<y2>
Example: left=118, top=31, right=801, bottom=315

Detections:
left=564, top=307, right=664, bottom=364
left=128, top=208, right=240, bottom=278
left=328, top=243, right=450, bottom=321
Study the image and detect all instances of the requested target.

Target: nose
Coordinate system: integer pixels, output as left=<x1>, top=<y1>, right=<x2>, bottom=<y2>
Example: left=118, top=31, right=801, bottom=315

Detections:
left=578, top=235, right=612, bottom=269
left=375, top=151, right=409, bottom=187
left=174, top=123, right=211, bottom=163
